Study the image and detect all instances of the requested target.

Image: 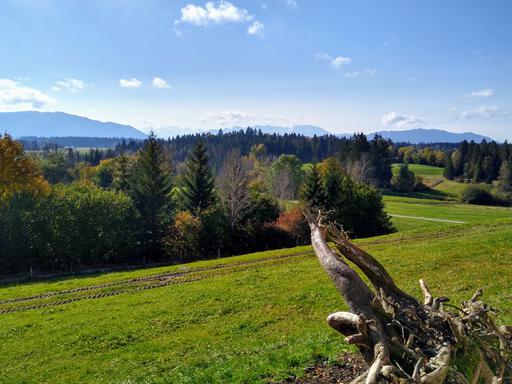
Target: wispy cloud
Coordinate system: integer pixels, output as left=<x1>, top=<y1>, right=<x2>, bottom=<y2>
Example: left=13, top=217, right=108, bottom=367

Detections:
left=202, top=110, right=302, bottom=127
left=0, top=78, right=56, bottom=112
left=247, top=20, right=264, bottom=36
left=119, top=78, right=142, bottom=88
left=203, top=110, right=250, bottom=126
left=381, top=112, right=426, bottom=129
left=52, top=78, right=85, bottom=93
left=465, top=88, right=494, bottom=98
left=460, top=106, right=510, bottom=119
left=315, top=52, right=351, bottom=69
left=152, top=77, right=171, bottom=89
left=344, top=68, right=377, bottom=78
left=176, top=1, right=263, bottom=37
left=284, top=0, right=297, bottom=8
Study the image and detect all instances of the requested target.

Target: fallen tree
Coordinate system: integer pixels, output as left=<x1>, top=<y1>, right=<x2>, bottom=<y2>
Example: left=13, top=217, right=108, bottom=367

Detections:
left=304, top=211, right=512, bottom=383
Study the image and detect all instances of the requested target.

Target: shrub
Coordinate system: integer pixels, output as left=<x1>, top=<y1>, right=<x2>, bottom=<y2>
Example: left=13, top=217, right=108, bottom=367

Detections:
left=164, top=211, right=202, bottom=262
left=461, top=185, right=495, bottom=205
left=276, top=208, right=310, bottom=246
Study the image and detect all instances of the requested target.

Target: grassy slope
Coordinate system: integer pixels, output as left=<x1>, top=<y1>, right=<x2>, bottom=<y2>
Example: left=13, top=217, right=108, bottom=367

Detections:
left=385, top=195, right=512, bottom=231
left=391, top=163, right=498, bottom=198
left=1, top=215, right=511, bottom=383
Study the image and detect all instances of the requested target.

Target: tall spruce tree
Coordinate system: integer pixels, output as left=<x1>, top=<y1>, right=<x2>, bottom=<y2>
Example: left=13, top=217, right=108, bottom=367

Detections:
left=182, top=140, right=215, bottom=213
left=129, top=131, right=172, bottom=260
left=498, top=158, right=512, bottom=192
left=114, top=150, right=131, bottom=192
left=301, top=164, right=327, bottom=208
left=443, top=154, right=454, bottom=180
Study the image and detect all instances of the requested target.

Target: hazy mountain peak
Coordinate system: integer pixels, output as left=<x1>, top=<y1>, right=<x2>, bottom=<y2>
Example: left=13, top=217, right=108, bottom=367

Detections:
left=369, top=128, right=492, bottom=143
left=0, top=111, right=147, bottom=139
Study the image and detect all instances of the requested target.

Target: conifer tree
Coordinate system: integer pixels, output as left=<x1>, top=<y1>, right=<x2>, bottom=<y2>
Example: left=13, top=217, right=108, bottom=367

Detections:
left=443, top=154, right=454, bottom=180
left=301, top=164, right=327, bottom=208
left=129, top=131, right=172, bottom=259
left=472, top=157, right=484, bottom=183
left=498, top=158, right=512, bottom=192
left=114, top=150, right=131, bottom=192
left=182, top=140, right=215, bottom=213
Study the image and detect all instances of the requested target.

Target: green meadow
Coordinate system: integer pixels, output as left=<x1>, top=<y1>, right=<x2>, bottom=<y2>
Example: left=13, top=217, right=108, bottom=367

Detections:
left=1, top=195, right=511, bottom=383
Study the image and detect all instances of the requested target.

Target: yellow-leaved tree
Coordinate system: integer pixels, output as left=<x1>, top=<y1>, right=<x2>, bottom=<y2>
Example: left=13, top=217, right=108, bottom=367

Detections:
left=0, top=134, right=50, bottom=201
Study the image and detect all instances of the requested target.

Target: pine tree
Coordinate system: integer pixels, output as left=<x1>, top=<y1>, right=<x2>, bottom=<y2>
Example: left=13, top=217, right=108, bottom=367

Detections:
left=472, top=157, right=484, bottom=183
left=322, top=161, right=344, bottom=210
left=114, top=150, right=131, bottom=192
left=392, top=164, right=416, bottom=192
left=182, top=140, right=215, bottom=213
left=443, top=154, right=454, bottom=180
left=129, top=131, right=172, bottom=259
left=300, top=164, right=327, bottom=208
left=498, top=158, right=512, bottom=192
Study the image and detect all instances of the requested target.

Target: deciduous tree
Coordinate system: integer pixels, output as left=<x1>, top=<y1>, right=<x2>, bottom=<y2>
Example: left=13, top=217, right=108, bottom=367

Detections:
left=0, top=134, right=49, bottom=200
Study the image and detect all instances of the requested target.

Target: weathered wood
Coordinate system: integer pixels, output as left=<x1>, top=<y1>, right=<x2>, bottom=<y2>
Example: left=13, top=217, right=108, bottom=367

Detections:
left=304, top=210, right=512, bottom=383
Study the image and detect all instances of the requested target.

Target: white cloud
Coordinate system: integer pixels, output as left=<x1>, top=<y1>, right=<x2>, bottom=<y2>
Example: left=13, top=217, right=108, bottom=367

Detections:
left=152, top=77, right=171, bottom=89
left=460, top=106, right=510, bottom=119
left=177, top=1, right=264, bottom=37
left=204, top=110, right=250, bottom=126
left=284, top=0, right=297, bottom=8
left=331, top=56, right=351, bottom=68
left=53, top=78, right=85, bottom=93
left=315, top=52, right=351, bottom=69
left=0, top=78, right=56, bottom=112
left=466, top=88, right=494, bottom=98
left=247, top=20, right=264, bottom=36
left=179, top=1, right=251, bottom=26
left=119, top=78, right=142, bottom=88
left=381, top=112, right=427, bottom=129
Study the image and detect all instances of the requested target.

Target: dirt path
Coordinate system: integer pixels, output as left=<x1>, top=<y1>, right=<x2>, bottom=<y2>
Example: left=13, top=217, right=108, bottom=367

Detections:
left=390, top=213, right=466, bottom=224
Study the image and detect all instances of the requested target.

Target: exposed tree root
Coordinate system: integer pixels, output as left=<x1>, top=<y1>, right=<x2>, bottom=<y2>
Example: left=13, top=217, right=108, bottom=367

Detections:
left=304, top=210, right=512, bottom=384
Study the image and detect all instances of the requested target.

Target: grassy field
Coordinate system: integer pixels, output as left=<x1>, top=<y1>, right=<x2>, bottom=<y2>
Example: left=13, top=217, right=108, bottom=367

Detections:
left=1, top=203, right=511, bottom=383
left=391, top=163, right=499, bottom=199
left=384, top=195, right=512, bottom=231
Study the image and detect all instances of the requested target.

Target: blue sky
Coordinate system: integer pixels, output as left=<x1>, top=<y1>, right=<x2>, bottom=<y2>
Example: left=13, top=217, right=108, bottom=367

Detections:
left=1, top=0, right=511, bottom=140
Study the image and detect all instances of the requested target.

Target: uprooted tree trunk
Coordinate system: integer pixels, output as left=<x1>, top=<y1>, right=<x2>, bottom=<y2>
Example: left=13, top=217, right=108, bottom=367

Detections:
left=304, top=211, right=512, bottom=383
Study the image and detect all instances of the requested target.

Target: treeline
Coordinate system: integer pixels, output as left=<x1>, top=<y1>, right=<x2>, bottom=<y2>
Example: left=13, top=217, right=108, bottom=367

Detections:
left=444, top=140, right=512, bottom=185
left=0, top=132, right=394, bottom=276
left=19, top=136, right=140, bottom=149
left=118, top=128, right=394, bottom=185
left=393, top=145, right=448, bottom=167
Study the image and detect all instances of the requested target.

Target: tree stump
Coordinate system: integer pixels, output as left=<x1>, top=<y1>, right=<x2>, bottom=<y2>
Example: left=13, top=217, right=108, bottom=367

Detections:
left=304, top=211, right=512, bottom=383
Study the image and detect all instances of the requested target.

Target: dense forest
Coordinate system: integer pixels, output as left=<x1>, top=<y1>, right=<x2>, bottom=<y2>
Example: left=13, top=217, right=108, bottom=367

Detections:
left=0, top=132, right=394, bottom=277
left=19, top=136, right=137, bottom=150
left=3, top=130, right=511, bottom=277
left=444, top=140, right=512, bottom=184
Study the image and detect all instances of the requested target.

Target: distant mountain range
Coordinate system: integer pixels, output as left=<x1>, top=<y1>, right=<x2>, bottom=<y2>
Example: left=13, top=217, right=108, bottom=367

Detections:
left=368, top=128, right=492, bottom=143
left=0, top=111, right=494, bottom=144
left=0, top=111, right=147, bottom=139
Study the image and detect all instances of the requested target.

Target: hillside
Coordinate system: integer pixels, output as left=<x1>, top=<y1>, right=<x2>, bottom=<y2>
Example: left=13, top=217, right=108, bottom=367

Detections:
left=1, top=208, right=511, bottom=383
left=0, top=111, right=147, bottom=139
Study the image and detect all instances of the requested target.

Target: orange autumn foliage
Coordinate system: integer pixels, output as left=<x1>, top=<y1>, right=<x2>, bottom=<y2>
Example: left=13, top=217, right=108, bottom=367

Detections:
left=0, top=134, right=50, bottom=201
